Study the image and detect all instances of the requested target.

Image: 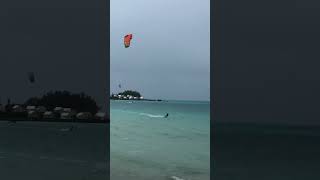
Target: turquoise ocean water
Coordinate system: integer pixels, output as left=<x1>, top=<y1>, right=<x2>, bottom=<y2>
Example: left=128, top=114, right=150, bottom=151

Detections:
left=110, top=100, right=210, bottom=180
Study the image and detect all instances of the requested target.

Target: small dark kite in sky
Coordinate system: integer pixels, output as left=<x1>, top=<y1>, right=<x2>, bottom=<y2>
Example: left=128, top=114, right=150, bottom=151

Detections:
left=28, top=72, right=35, bottom=83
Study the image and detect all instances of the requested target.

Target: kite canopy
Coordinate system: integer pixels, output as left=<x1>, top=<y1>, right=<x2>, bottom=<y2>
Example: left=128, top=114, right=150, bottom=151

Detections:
left=124, top=34, right=133, bottom=48
left=28, top=72, right=35, bottom=83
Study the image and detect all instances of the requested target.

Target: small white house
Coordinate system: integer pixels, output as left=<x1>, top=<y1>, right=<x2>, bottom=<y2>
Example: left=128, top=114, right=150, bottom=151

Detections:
left=63, top=108, right=72, bottom=112
left=140, top=96, right=144, bottom=100
left=12, top=105, right=20, bottom=109
left=95, top=112, right=106, bottom=120
left=12, top=105, right=25, bottom=113
left=76, top=112, right=92, bottom=119
left=60, top=112, right=72, bottom=119
left=36, top=106, right=47, bottom=113
left=43, top=111, right=55, bottom=119
left=54, top=107, right=63, bottom=112
left=26, top=106, right=36, bottom=111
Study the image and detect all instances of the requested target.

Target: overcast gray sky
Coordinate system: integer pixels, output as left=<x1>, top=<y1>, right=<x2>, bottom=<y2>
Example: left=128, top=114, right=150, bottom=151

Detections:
left=213, top=0, right=320, bottom=125
left=0, top=0, right=107, bottom=110
left=111, top=0, right=210, bottom=101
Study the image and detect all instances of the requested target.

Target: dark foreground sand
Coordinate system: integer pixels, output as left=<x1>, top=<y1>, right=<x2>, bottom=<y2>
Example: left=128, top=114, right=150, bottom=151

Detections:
left=213, top=123, right=320, bottom=180
left=0, top=121, right=109, bottom=180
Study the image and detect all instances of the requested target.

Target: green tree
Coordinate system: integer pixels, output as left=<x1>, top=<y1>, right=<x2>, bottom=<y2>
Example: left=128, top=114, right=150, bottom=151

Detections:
left=24, top=90, right=99, bottom=114
left=118, top=90, right=141, bottom=97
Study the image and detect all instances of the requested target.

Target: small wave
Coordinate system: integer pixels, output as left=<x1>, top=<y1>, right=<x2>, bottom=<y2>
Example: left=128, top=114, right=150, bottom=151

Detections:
left=170, top=176, right=185, bottom=180
left=60, top=127, right=73, bottom=132
left=139, top=113, right=164, bottom=118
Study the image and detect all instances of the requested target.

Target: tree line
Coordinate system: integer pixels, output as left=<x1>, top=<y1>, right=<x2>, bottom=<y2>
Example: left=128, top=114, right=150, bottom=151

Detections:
left=24, top=90, right=99, bottom=114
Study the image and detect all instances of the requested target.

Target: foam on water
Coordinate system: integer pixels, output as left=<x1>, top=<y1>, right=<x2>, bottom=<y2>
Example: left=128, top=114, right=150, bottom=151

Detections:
left=139, top=113, right=164, bottom=118
left=170, top=176, right=185, bottom=180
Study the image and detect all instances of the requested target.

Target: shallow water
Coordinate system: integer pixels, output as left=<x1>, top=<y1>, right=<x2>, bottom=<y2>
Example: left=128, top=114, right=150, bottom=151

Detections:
left=110, top=100, right=210, bottom=180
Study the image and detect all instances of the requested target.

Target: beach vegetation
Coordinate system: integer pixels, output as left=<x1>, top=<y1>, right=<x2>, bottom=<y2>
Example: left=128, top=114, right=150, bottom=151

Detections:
left=24, top=90, right=99, bottom=114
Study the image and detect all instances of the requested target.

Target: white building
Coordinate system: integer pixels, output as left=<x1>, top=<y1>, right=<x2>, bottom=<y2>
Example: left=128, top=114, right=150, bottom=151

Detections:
left=60, top=112, right=73, bottom=119
left=26, top=106, right=36, bottom=111
left=54, top=107, right=63, bottom=112
left=12, top=105, right=25, bottom=113
left=63, top=108, right=72, bottom=112
left=43, top=111, right=55, bottom=119
left=36, top=106, right=47, bottom=113
left=94, top=112, right=106, bottom=120
left=76, top=112, right=92, bottom=119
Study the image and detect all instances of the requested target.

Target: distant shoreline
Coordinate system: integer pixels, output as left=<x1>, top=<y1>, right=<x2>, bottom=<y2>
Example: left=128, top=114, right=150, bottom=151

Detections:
left=110, top=99, right=210, bottom=103
left=0, top=114, right=109, bottom=124
left=110, top=98, right=164, bottom=102
left=0, top=118, right=108, bottom=124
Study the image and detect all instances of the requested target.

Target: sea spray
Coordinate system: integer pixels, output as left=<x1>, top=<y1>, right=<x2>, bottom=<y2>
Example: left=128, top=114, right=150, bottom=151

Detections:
left=139, top=113, right=164, bottom=118
left=170, top=176, right=185, bottom=180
